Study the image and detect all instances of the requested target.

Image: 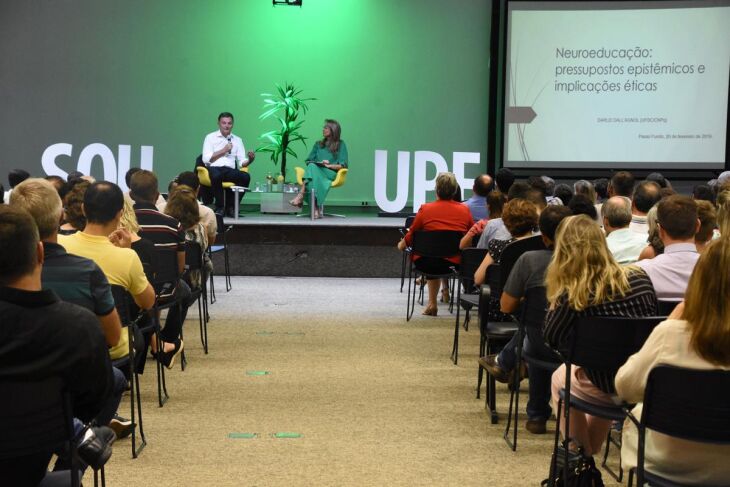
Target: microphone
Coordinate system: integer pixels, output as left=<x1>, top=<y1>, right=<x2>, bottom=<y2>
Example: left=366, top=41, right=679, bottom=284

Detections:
left=227, top=136, right=232, bottom=155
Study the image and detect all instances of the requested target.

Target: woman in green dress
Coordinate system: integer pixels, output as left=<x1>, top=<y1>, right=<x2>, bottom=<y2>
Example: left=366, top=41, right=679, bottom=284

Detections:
left=290, top=119, right=348, bottom=218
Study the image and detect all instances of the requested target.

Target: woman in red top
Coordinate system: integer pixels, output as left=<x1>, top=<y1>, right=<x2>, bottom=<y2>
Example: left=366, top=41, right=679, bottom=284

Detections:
left=398, top=172, right=474, bottom=316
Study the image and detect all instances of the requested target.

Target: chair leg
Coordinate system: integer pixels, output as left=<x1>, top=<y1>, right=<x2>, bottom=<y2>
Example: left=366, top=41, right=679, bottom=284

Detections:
left=503, top=360, right=520, bottom=451
left=476, top=335, right=486, bottom=399
left=601, top=426, right=624, bottom=482
left=451, top=281, right=462, bottom=365
left=548, top=398, right=564, bottom=487
left=154, top=330, right=169, bottom=407
left=399, top=252, right=407, bottom=293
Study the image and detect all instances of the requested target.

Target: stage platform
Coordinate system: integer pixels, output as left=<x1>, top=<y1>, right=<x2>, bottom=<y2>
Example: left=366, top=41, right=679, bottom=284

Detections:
left=212, top=206, right=410, bottom=278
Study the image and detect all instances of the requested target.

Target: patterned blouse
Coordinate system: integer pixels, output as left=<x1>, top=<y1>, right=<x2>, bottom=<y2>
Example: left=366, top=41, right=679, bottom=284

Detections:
left=543, top=269, right=657, bottom=394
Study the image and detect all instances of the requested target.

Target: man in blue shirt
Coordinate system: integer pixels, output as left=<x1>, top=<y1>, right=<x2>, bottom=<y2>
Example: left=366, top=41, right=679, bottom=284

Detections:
left=463, top=174, right=493, bottom=221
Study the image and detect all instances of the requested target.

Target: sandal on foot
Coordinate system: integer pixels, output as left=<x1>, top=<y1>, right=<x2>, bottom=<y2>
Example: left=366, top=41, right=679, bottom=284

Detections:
left=422, top=305, right=438, bottom=316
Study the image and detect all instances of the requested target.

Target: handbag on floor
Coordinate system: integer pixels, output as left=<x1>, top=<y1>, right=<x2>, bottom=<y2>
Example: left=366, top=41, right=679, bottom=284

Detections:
left=541, top=446, right=604, bottom=487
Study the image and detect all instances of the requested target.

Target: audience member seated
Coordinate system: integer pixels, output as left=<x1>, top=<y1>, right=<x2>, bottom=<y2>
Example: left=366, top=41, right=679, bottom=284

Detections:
left=602, top=196, right=648, bottom=264
left=717, top=189, right=730, bottom=237
left=478, top=205, right=572, bottom=434
left=0, top=205, right=114, bottom=486
left=567, top=193, right=598, bottom=220
left=123, top=167, right=165, bottom=208
left=593, top=178, right=609, bottom=203
left=130, top=170, right=189, bottom=363
left=118, top=198, right=156, bottom=272
left=397, top=172, right=473, bottom=316
left=638, top=206, right=664, bottom=261
left=59, top=179, right=90, bottom=235
left=460, top=190, right=506, bottom=249
left=476, top=182, right=531, bottom=249
left=495, top=167, right=515, bottom=194
left=645, top=172, right=671, bottom=190
left=163, top=185, right=212, bottom=290
left=159, top=171, right=217, bottom=245
left=474, top=199, right=539, bottom=321
left=9, top=178, right=133, bottom=439
left=4, top=168, right=30, bottom=202
left=694, top=200, right=717, bottom=253
left=553, top=183, right=573, bottom=206
left=608, top=170, right=635, bottom=199
left=541, top=176, right=562, bottom=206
left=57, top=182, right=164, bottom=364
left=636, top=196, right=700, bottom=301
left=463, top=174, right=493, bottom=221
left=691, top=184, right=715, bottom=205
left=616, top=237, right=730, bottom=485
left=545, top=215, right=657, bottom=456
left=629, top=181, right=662, bottom=235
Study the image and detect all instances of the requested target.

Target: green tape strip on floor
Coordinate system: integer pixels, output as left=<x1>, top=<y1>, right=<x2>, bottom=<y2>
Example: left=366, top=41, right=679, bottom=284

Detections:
left=256, top=331, right=275, bottom=336
left=228, top=432, right=258, bottom=439
left=246, top=370, right=270, bottom=376
left=273, top=432, right=302, bottom=438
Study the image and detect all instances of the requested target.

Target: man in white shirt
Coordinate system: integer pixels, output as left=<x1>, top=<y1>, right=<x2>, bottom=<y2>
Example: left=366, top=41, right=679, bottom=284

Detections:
left=636, top=195, right=700, bottom=300
left=201, top=112, right=255, bottom=217
left=603, top=196, right=648, bottom=264
left=629, top=181, right=661, bottom=235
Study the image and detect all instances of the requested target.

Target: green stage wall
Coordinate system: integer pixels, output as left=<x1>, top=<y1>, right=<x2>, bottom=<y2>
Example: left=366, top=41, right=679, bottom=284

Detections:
left=0, top=0, right=491, bottom=210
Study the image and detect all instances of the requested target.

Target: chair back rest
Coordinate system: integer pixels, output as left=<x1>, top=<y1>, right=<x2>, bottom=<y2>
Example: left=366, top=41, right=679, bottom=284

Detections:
left=499, top=235, right=546, bottom=289
left=331, top=168, right=348, bottom=188
left=460, top=247, right=489, bottom=290
left=568, top=316, right=663, bottom=372
left=642, top=365, right=730, bottom=444
left=185, top=240, right=203, bottom=271
left=411, top=231, right=463, bottom=259
left=520, top=286, right=548, bottom=329
left=656, top=300, right=679, bottom=317
left=110, top=284, right=132, bottom=324
left=150, top=247, right=179, bottom=298
left=0, top=377, right=69, bottom=459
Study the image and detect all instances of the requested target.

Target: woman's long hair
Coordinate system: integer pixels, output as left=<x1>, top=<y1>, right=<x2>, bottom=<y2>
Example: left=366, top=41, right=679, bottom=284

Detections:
left=682, top=237, right=730, bottom=365
left=320, top=119, right=341, bottom=157
left=717, top=189, right=730, bottom=237
left=546, top=214, right=632, bottom=310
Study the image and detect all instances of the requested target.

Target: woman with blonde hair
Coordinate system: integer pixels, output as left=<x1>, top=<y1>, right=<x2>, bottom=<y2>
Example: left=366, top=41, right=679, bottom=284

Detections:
left=616, top=237, right=730, bottom=484
left=545, top=215, right=657, bottom=456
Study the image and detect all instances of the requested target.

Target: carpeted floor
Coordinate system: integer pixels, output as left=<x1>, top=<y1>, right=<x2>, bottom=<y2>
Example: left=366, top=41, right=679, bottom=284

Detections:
left=103, top=277, right=622, bottom=486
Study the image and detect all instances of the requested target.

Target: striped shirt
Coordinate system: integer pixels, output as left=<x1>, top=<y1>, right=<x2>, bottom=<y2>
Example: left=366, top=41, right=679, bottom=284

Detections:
left=133, top=202, right=185, bottom=252
left=543, top=269, right=657, bottom=393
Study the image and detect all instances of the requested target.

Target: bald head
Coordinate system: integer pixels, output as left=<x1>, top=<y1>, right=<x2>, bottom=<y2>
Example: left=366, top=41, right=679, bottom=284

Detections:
left=602, top=196, right=632, bottom=233
left=473, top=174, right=493, bottom=197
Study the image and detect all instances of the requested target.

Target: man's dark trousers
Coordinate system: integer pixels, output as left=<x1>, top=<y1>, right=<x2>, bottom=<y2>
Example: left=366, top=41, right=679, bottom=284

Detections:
left=208, top=166, right=250, bottom=211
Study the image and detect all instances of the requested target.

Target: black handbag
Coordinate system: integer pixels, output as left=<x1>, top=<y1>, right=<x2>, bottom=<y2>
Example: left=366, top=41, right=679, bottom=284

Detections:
left=542, top=447, right=604, bottom=487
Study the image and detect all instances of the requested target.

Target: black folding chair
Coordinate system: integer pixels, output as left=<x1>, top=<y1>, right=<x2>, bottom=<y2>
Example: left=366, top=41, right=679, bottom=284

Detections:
left=209, top=212, right=232, bottom=302
left=110, top=285, right=146, bottom=458
left=503, top=286, right=561, bottom=451
left=399, top=215, right=416, bottom=292
left=185, top=240, right=209, bottom=354
left=0, top=377, right=107, bottom=487
left=476, top=237, right=545, bottom=423
left=404, top=230, right=463, bottom=321
left=656, top=300, right=680, bottom=317
left=626, top=366, right=730, bottom=487
left=451, top=247, right=487, bottom=364
left=547, top=316, right=664, bottom=486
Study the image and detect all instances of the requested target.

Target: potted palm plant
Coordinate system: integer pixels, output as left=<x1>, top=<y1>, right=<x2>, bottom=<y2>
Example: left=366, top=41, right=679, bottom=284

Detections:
left=256, top=82, right=315, bottom=183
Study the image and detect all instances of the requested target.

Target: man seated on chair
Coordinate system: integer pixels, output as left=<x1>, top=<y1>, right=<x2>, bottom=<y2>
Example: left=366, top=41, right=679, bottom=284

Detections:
left=0, top=205, right=114, bottom=486
left=479, top=205, right=572, bottom=434
left=602, top=196, right=649, bottom=264
left=130, top=170, right=191, bottom=367
left=201, top=111, right=255, bottom=217
left=9, top=178, right=136, bottom=439
left=636, top=195, right=700, bottom=300
left=57, top=182, right=167, bottom=364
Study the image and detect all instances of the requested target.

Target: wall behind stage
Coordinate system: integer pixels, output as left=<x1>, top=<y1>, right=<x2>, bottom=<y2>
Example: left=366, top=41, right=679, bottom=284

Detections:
left=0, top=0, right=491, bottom=210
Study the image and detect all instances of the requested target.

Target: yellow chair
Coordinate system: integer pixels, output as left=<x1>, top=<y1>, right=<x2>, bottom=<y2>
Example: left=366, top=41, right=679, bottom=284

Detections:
left=294, top=167, right=348, bottom=218
left=196, top=165, right=249, bottom=210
